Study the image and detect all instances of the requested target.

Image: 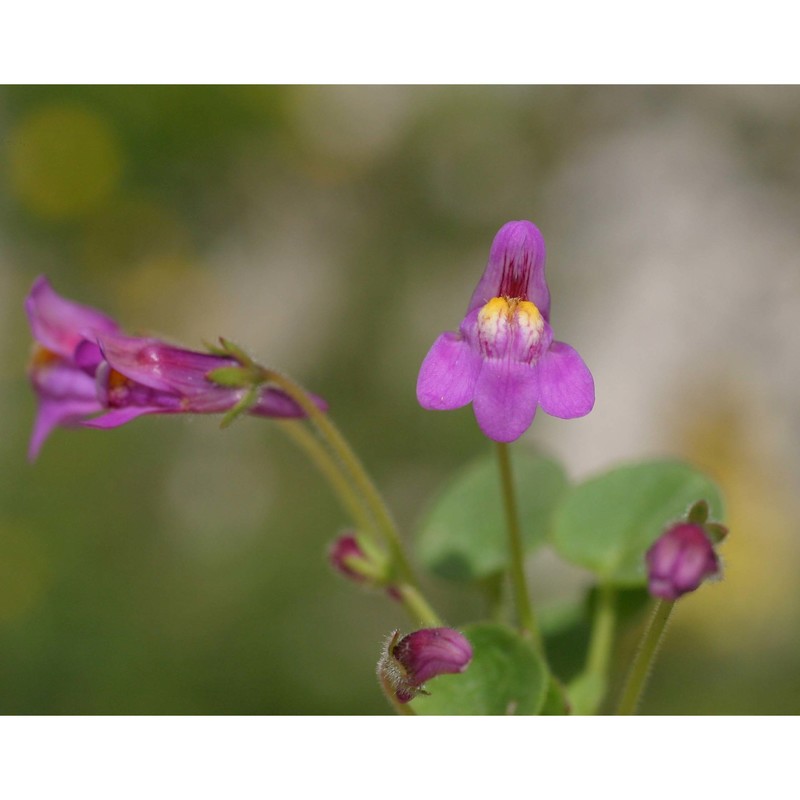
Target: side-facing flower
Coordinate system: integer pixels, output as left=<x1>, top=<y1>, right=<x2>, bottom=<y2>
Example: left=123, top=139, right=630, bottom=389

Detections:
left=417, top=220, right=594, bottom=442
left=646, top=523, right=720, bottom=601
left=377, top=627, right=472, bottom=703
left=25, top=276, right=120, bottom=460
left=82, top=332, right=327, bottom=429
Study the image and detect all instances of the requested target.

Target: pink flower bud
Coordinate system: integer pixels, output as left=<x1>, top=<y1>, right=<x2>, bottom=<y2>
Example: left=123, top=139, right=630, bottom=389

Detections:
left=646, top=523, right=720, bottom=601
left=328, top=534, right=370, bottom=584
left=378, top=628, right=473, bottom=703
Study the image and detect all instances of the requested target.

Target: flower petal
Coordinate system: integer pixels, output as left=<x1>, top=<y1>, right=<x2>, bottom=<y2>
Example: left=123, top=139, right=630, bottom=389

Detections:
left=81, top=406, right=160, bottom=429
left=472, top=358, right=539, bottom=442
left=537, top=341, right=595, bottom=419
left=25, top=276, right=119, bottom=358
left=251, top=388, right=328, bottom=419
left=467, top=221, right=550, bottom=320
left=28, top=398, right=104, bottom=461
left=416, top=332, right=482, bottom=410
left=97, top=333, right=232, bottom=393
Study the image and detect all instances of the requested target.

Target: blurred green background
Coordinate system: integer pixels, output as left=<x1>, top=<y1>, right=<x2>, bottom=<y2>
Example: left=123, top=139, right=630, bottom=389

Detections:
left=1, top=86, right=799, bottom=714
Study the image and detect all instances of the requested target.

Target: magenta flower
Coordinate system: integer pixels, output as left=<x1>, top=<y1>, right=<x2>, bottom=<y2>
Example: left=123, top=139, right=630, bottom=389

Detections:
left=378, top=627, right=473, bottom=703
left=83, top=332, right=327, bottom=429
left=646, top=523, right=720, bottom=601
left=25, top=276, right=120, bottom=460
left=417, top=220, right=594, bottom=442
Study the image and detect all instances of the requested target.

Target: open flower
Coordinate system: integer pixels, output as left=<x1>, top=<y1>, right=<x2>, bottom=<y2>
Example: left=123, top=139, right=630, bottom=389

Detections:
left=25, top=276, right=120, bottom=460
left=82, top=332, right=327, bottom=429
left=417, top=221, right=594, bottom=442
left=646, top=523, right=720, bottom=601
left=377, top=627, right=473, bottom=704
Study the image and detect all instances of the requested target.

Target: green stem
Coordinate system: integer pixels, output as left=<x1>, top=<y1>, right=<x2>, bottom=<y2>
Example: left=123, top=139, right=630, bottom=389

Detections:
left=268, top=371, right=443, bottom=628
left=617, top=599, right=676, bottom=715
left=277, top=420, right=376, bottom=537
left=395, top=584, right=442, bottom=627
left=586, top=584, right=616, bottom=678
left=265, top=369, right=415, bottom=583
left=495, top=441, right=541, bottom=648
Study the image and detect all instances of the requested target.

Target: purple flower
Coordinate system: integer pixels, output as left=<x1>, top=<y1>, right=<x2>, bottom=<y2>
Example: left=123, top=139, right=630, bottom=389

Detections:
left=646, top=523, right=720, bottom=601
left=25, top=276, right=120, bottom=460
left=378, top=627, right=473, bottom=703
left=83, top=332, right=327, bottom=429
left=417, top=221, right=595, bottom=442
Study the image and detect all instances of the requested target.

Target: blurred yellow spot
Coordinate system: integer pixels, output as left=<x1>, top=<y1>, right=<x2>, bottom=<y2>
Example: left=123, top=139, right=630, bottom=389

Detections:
left=8, top=104, right=123, bottom=220
left=674, top=390, right=800, bottom=652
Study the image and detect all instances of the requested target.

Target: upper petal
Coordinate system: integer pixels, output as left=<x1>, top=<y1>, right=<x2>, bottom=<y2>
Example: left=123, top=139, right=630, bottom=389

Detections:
left=467, top=221, right=550, bottom=320
left=416, top=331, right=481, bottom=411
left=25, top=276, right=119, bottom=358
left=536, top=341, right=595, bottom=419
left=472, top=358, right=539, bottom=442
left=97, top=333, right=234, bottom=394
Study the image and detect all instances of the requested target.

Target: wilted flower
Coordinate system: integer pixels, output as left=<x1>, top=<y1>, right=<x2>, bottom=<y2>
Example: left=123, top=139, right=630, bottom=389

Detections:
left=25, top=276, right=120, bottom=460
left=83, top=332, right=327, bottom=429
left=377, top=627, right=472, bottom=703
left=646, top=523, right=720, bottom=601
left=417, top=220, right=594, bottom=442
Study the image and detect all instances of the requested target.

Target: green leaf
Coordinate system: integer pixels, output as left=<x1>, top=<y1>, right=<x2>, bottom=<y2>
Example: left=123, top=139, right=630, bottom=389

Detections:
left=412, top=623, right=548, bottom=715
left=416, top=449, right=568, bottom=581
left=551, top=460, right=724, bottom=585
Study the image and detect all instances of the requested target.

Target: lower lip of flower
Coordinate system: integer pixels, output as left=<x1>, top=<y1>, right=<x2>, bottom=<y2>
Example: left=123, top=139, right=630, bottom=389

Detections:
left=477, top=296, right=545, bottom=361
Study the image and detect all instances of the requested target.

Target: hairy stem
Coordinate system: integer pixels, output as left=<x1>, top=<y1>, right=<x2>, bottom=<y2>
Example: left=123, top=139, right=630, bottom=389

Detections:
left=617, top=599, right=675, bottom=715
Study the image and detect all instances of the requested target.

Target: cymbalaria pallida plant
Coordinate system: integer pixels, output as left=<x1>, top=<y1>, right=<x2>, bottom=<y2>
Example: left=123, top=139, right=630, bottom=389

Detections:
left=25, top=220, right=729, bottom=715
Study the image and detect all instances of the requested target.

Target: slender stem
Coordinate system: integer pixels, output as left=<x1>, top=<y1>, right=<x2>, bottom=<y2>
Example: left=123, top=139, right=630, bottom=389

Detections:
left=617, top=599, right=676, bottom=715
left=495, top=441, right=541, bottom=648
left=586, top=584, right=616, bottom=678
left=395, top=584, right=442, bottom=627
left=265, top=369, right=415, bottom=583
left=277, top=420, right=376, bottom=536
left=269, top=371, right=443, bottom=628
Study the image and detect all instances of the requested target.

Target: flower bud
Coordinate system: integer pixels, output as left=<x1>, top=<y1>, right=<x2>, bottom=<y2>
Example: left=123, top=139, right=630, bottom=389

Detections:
left=328, top=534, right=372, bottom=584
left=646, top=523, right=720, bottom=601
left=377, top=628, right=473, bottom=703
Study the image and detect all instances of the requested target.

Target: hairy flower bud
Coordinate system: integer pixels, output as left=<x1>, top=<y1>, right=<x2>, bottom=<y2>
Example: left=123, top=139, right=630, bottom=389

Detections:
left=377, top=628, right=473, bottom=703
left=646, top=523, right=720, bottom=601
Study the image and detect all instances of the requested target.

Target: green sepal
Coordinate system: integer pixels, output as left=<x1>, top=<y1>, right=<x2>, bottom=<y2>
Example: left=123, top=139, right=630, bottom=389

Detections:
left=207, top=366, right=258, bottom=388
left=217, top=337, right=255, bottom=367
left=551, top=460, right=724, bottom=586
left=219, top=385, right=260, bottom=429
left=412, top=623, right=549, bottom=715
left=704, top=522, right=729, bottom=544
left=687, top=499, right=709, bottom=525
left=416, top=449, right=568, bottom=581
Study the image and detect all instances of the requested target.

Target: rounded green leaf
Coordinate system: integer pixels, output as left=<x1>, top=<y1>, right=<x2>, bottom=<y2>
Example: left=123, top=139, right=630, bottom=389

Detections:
left=412, top=623, right=548, bottom=715
left=551, top=460, right=724, bottom=585
left=416, top=450, right=568, bottom=580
